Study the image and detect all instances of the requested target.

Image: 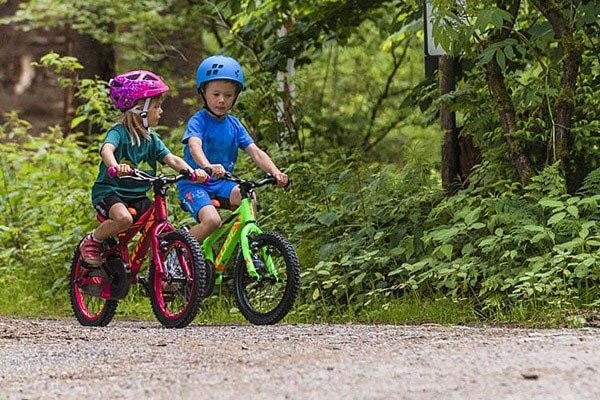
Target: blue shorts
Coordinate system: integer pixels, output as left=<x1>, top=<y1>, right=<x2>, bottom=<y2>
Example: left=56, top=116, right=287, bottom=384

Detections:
left=178, top=179, right=238, bottom=221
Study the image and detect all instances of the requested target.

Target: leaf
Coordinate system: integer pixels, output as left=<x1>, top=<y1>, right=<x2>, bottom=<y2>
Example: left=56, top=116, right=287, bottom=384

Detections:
left=317, top=211, right=339, bottom=227
left=439, top=244, right=453, bottom=260
left=469, top=222, right=486, bottom=230
left=547, top=212, right=566, bottom=225
left=389, top=245, right=405, bottom=257
left=70, top=115, right=87, bottom=129
left=312, top=287, right=320, bottom=301
left=566, top=205, right=579, bottom=218
left=539, top=199, right=564, bottom=208
left=351, top=272, right=366, bottom=286
left=430, top=227, right=460, bottom=242
left=555, top=238, right=582, bottom=251
left=495, top=49, right=506, bottom=69
left=523, top=225, right=545, bottom=232
left=530, top=232, right=547, bottom=244
left=464, top=206, right=482, bottom=226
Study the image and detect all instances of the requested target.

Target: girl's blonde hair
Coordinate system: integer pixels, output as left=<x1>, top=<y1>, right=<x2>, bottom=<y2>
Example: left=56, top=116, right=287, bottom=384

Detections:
left=118, top=95, right=163, bottom=146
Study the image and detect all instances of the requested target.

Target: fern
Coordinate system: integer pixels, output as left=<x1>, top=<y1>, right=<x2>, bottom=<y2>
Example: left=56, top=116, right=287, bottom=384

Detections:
left=579, top=168, right=600, bottom=196
left=579, top=167, right=600, bottom=196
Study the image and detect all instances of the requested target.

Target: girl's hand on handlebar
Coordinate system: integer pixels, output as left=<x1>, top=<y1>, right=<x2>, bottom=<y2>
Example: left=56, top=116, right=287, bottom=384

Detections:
left=111, top=164, right=133, bottom=177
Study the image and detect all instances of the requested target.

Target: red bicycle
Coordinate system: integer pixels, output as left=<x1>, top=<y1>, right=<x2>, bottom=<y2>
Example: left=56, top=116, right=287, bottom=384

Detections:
left=69, top=168, right=210, bottom=328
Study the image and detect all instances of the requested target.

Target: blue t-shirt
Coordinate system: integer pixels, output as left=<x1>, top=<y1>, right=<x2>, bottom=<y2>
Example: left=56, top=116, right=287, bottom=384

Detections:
left=91, top=124, right=170, bottom=206
left=181, top=109, right=254, bottom=173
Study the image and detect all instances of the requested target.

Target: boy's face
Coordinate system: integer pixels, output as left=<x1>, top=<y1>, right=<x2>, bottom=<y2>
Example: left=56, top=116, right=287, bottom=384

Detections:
left=203, top=80, right=238, bottom=117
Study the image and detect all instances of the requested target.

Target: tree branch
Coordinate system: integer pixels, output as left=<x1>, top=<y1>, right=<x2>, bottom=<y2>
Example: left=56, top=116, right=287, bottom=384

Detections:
left=362, top=38, right=412, bottom=148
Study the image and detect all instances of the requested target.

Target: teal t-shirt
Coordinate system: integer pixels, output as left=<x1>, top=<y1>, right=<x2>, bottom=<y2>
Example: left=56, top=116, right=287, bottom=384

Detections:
left=91, top=124, right=170, bottom=206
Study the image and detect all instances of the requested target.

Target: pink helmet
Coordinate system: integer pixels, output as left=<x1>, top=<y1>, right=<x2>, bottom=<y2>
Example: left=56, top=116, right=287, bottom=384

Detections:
left=109, top=70, right=169, bottom=111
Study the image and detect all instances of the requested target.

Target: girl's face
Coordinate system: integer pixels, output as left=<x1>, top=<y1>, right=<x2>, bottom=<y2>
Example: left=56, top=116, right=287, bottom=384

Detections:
left=146, top=98, right=164, bottom=127
left=202, top=80, right=239, bottom=117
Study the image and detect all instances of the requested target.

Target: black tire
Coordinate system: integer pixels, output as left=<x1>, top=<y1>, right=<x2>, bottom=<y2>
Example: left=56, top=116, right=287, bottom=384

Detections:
left=203, top=259, right=217, bottom=298
left=149, top=229, right=208, bottom=328
left=234, top=231, right=300, bottom=325
left=69, top=246, right=118, bottom=327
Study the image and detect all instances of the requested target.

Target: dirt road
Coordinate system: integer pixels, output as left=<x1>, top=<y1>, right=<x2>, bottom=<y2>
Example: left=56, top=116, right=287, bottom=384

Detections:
left=0, top=317, right=598, bottom=399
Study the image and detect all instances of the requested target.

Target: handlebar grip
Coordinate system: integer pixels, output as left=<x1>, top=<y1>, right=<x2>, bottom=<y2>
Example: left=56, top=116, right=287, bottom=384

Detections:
left=108, top=166, right=118, bottom=178
left=108, top=166, right=134, bottom=178
left=283, top=178, right=292, bottom=190
left=202, top=166, right=213, bottom=176
left=189, top=169, right=211, bottom=184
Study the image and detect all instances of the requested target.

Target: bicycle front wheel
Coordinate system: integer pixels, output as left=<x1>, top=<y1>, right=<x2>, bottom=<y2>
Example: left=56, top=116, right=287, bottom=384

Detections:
left=234, top=231, right=301, bottom=325
left=69, top=246, right=118, bottom=327
left=149, top=229, right=208, bottom=328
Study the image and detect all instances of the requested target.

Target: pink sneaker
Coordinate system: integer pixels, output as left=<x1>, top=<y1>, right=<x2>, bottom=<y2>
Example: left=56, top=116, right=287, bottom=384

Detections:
left=79, top=234, right=103, bottom=266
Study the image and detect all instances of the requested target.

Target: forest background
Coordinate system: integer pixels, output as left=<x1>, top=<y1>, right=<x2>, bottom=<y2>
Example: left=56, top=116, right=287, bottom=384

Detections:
left=0, top=0, right=598, bottom=326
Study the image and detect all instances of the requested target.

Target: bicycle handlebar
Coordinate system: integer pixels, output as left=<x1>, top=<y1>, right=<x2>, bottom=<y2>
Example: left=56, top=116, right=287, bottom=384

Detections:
left=219, top=171, right=292, bottom=191
left=107, top=166, right=199, bottom=185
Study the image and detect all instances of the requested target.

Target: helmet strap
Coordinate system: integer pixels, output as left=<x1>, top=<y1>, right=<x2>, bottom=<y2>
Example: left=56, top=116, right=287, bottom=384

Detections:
left=140, top=98, right=151, bottom=128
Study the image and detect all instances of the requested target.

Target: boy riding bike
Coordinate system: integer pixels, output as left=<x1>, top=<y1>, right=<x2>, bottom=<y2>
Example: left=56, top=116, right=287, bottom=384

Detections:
left=80, top=70, right=208, bottom=266
left=177, top=55, right=288, bottom=243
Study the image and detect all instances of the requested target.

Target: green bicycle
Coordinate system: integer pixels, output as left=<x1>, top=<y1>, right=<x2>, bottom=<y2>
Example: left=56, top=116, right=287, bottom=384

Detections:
left=200, top=171, right=300, bottom=325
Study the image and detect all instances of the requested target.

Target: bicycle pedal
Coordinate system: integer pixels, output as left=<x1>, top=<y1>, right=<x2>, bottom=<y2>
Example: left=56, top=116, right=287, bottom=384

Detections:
left=138, top=276, right=151, bottom=297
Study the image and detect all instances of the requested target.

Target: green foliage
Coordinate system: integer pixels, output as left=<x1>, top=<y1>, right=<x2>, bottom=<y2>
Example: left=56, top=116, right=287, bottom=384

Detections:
left=71, top=78, right=117, bottom=134
left=259, top=153, right=599, bottom=320
left=428, top=0, right=600, bottom=189
left=0, top=113, right=97, bottom=315
left=1, top=116, right=598, bottom=324
left=388, top=164, right=600, bottom=314
left=580, top=168, right=600, bottom=196
left=2, top=0, right=599, bottom=326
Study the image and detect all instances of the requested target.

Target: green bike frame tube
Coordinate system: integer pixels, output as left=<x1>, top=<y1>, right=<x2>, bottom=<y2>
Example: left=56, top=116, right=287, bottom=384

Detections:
left=201, top=197, right=264, bottom=279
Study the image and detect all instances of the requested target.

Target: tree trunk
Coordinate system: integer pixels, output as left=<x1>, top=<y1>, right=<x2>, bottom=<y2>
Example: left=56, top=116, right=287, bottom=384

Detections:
left=439, top=56, right=460, bottom=194
left=63, top=25, right=76, bottom=137
left=483, top=0, right=533, bottom=183
left=529, top=0, right=584, bottom=192
left=485, top=59, right=533, bottom=182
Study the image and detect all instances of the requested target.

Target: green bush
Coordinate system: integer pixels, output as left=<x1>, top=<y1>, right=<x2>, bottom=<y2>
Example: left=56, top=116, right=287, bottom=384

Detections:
left=2, top=112, right=598, bottom=323
left=0, top=113, right=98, bottom=315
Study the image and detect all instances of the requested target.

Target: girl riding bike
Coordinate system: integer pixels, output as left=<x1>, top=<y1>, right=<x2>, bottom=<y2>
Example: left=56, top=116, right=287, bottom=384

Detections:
left=80, top=70, right=209, bottom=266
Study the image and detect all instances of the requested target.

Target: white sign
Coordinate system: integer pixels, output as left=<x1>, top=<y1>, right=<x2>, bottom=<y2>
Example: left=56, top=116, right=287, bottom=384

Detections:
left=425, top=0, right=447, bottom=56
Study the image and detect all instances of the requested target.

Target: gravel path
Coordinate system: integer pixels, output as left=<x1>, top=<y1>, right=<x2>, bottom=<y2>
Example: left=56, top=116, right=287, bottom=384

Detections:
left=0, top=317, right=599, bottom=399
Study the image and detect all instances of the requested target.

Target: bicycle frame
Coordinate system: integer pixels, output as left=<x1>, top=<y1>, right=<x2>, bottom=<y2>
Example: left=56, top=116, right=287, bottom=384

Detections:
left=102, top=193, right=174, bottom=278
left=201, top=177, right=280, bottom=282
left=85, top=173, right=187, bottom=300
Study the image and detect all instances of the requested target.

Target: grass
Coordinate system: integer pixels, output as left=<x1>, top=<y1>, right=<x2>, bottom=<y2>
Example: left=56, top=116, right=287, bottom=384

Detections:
left=0, top=273, right=592, bottom=328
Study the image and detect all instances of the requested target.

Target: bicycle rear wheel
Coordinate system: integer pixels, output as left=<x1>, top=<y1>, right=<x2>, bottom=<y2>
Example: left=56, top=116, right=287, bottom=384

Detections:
left=234, top=231, right=300, bottom=325
left=149, top=229, right=208, bottom=328
left=69, top=246, right=118, bottom=327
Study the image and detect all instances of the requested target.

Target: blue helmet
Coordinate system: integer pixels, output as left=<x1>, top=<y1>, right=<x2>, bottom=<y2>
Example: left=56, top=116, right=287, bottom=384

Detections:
left=195, top=55, right=245, bottom=91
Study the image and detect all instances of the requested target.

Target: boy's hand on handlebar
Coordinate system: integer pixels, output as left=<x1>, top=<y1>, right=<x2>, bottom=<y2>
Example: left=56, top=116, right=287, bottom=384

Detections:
left=208, top=163, right=226, bottom=178
left=273, top=171, right=289, bottom=188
